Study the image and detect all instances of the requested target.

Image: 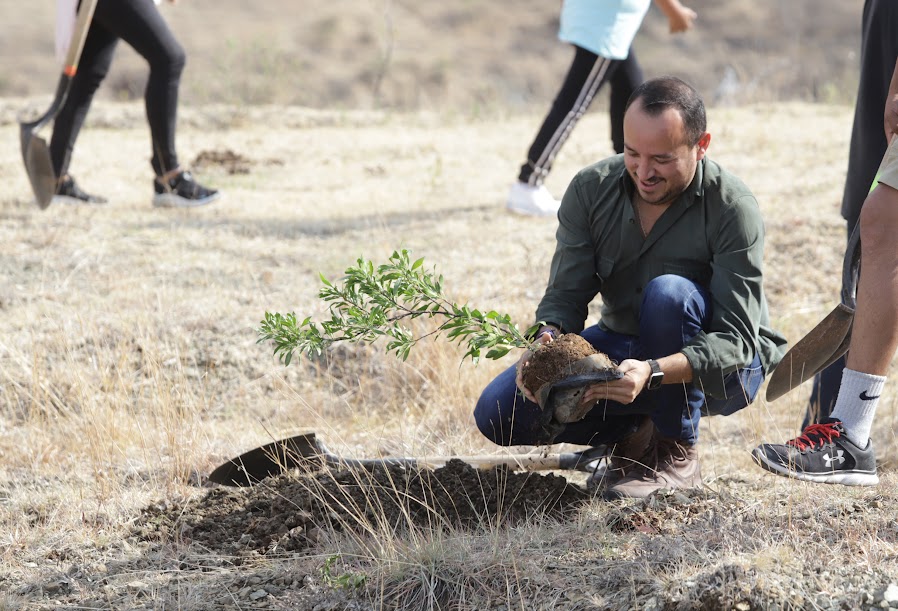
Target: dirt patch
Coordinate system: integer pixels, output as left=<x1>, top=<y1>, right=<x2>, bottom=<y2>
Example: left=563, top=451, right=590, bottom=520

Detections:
left=136, top=460, right=589, bottom=557
left=191, top=148, right=253, bottom=175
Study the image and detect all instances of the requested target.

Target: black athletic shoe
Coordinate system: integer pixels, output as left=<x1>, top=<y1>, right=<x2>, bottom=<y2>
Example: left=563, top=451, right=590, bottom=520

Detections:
left=54, top=176, right=108, bottom=205
left=152, top=171, right=220, bottom=208
left=751, top=419, right=879, bottom=486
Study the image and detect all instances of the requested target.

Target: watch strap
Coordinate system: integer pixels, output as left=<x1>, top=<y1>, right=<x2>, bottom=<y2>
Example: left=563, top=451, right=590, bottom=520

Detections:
left=646, top=359, right=663, bottom=390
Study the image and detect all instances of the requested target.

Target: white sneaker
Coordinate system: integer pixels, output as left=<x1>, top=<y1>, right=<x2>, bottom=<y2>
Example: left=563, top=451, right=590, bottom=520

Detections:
left=506, top=181, right=560, bottom=217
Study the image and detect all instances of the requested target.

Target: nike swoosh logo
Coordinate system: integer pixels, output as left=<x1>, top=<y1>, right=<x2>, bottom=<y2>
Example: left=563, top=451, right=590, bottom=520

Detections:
left=860, top=391, right=880, bottom=401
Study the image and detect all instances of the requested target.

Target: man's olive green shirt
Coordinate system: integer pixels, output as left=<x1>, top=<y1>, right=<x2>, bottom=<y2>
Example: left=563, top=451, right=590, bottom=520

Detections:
left=535, top=155, right=787, bottom=399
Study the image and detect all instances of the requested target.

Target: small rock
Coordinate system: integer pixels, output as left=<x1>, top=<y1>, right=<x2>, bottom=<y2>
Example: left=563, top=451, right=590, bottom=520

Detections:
left=735, top=603, right=750, bottom=611
left=43, top=581, right=65, bottom=595
left=127, top=580, right=150, bottom=591
left=249, top=589, right=268, bottom=601
left=884, top=584, right=898, bottom=604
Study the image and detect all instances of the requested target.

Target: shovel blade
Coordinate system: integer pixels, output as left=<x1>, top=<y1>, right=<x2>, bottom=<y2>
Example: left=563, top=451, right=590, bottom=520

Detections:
left=765, top=303, right=855, bottom=402
left=207, top=433, right=325, bottom=486
left=21, top=127, right=56, bottom=210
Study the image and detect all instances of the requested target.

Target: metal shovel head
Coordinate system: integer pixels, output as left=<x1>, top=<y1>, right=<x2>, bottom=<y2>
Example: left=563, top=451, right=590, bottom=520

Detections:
left=207, top=433, right=325, bottom=486
left=536, top=354, right=623, bottom=424
left=765, top=302, right=854, bottom=402
left=21, top=128, right=56, bottom=210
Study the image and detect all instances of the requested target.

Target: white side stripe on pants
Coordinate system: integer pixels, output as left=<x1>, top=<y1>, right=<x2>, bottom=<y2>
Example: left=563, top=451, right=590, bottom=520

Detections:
left=528, top=56, right=613, bottom=186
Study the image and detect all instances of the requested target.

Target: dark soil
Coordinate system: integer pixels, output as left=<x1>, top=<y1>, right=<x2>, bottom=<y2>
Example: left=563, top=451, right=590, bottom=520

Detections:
left=521, top=333, right=610, bottom=395
left=136, top=460, right=589, bottom=557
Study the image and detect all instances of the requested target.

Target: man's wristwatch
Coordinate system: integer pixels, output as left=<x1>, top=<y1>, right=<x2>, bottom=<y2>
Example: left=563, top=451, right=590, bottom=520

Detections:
left=645, top=359, right=664, bottom=390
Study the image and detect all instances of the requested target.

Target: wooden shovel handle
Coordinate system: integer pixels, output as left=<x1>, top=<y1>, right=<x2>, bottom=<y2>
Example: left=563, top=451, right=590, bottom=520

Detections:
left=63, top=0, right=99, bottom=76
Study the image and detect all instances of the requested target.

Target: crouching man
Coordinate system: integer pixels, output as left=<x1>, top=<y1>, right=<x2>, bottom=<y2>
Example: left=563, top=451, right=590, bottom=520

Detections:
left=475, top=76, right=787, bottom=498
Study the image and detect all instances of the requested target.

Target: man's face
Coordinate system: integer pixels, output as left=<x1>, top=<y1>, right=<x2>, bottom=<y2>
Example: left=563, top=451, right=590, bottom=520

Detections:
left=622, top=100, right=710, bottom=206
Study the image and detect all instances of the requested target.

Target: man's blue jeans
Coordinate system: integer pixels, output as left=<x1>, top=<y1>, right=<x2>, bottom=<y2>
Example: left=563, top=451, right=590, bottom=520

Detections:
left=474, top=275, right=764, bottom=446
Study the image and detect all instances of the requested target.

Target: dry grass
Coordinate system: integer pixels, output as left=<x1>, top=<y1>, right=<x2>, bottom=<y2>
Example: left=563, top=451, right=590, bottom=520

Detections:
left=2, top=96, right=898, bottom=608
left=1, top=1, right=865, bottom=111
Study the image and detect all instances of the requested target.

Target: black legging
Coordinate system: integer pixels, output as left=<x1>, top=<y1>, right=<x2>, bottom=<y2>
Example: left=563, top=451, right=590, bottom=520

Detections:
left=518, top=45, right=644, bottom=186
left=50, top=0, right=186, bottom=179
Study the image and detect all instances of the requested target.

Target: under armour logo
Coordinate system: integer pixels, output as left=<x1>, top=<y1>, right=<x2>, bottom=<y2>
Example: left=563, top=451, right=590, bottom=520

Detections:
left=824, top=450, right=845, bottom=466
left=860, top=390, right=880, bottom=401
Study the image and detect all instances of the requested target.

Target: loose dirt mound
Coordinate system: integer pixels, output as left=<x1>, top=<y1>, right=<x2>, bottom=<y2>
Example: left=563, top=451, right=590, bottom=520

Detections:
left=191, top=148, right=253, bottom=175
left=136, top=460, right=589, bottom=556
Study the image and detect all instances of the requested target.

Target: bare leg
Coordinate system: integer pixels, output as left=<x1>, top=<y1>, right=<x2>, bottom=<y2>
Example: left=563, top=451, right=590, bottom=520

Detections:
left=846, top=182, right=898, bottom=374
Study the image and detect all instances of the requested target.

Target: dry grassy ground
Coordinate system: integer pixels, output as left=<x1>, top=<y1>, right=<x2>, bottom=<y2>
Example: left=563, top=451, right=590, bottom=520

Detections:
left=2, top=96, right=898, bottom=609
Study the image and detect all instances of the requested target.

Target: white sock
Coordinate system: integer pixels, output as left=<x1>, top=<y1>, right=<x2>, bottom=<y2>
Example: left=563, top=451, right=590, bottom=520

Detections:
left=829, top=368, right=886, bottom=446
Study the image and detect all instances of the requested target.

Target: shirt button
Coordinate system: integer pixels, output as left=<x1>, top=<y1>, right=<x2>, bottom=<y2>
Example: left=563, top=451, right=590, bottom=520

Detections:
left=635, top=286, right=642, bottom=293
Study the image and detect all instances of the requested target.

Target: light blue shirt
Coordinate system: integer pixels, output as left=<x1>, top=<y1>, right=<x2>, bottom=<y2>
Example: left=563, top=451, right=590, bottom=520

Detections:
left=558, top=0, right=651, bottom=60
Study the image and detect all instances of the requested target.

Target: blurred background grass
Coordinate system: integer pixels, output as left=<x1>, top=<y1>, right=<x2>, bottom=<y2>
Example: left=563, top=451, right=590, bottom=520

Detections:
left=1, top=0, right=865, bottom=112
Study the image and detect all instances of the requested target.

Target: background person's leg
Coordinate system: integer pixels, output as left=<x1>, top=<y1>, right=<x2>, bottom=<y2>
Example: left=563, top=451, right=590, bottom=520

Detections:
left=517, top=45, right=620, bottom=186
left=92, top=0, right=186, bottom=176
left=804, top=355, right=844, bottom=427
left=839, top=0, right=898, bottom=232
left=49, top=20, right=118, bottom=179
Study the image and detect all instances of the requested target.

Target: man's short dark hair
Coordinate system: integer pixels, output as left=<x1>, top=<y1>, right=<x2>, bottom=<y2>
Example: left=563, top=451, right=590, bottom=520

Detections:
left=625, top=76, right=707, bottom=146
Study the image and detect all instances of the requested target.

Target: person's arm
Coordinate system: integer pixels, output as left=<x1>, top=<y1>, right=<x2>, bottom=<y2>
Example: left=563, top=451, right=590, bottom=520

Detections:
left=884, top=58, right=898, bottom=140
left=653, top=0, right=697, bottom=34
left=591, top=192, right=766, bottom=405
left=679, top=196, right=767, bottom=397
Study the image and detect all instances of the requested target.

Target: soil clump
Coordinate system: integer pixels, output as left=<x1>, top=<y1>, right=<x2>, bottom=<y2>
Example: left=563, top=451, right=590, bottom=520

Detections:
left=521, top=333, right=614, bottom=396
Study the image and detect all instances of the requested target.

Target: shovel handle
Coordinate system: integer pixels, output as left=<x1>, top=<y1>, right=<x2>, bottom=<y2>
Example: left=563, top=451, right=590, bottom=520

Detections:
left=841, top=221, right=861, bottom=309
left=63, top=0, right=99, bottom=76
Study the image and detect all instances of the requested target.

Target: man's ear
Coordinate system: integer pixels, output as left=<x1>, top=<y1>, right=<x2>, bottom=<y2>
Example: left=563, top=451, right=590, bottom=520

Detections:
left=695, top=132, right=711, bottom=160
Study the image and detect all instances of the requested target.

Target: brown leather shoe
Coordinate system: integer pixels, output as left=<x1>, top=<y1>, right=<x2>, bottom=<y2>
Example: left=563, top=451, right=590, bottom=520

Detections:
left=587, top=417, right=654, bottom=492
left=603, top=434, right=702, bottom=499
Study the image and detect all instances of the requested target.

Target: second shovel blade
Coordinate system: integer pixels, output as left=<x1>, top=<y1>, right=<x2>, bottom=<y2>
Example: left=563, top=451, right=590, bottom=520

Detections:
left=765, top=303, right=855, bottom=402
left=208, top=433, right=326, bottom=486
left=22, top=131, right=56, bottom=210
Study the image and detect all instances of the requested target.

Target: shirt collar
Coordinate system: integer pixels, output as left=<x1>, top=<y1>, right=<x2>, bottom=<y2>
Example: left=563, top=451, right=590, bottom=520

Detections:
left=617, top=157, right=706, bottom=206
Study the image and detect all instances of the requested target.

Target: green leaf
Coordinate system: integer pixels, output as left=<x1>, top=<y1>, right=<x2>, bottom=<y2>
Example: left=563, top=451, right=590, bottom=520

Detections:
left=258, top=252, right=531, bottom=367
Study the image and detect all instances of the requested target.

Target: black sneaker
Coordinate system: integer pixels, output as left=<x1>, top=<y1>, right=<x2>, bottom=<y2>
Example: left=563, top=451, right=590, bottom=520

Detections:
left=54, top=176, right=108, bottom=205
left=751, top=419, right=878, bottom=486
left=152, top=171, right=220, bottom=208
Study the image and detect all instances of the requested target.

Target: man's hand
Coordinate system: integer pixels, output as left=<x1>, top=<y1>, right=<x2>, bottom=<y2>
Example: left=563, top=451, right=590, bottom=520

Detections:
left=515, top=332, right=555, bottom=403
left=886, top=58, right=898, bottom=141
left=578, top=358, right=652, bottom=407
left=885, top=93, right=898, bottom=141
left=656, top=0, right=697, bottom=34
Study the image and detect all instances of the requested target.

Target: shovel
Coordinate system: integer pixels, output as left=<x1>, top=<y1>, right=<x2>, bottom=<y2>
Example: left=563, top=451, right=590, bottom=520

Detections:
left=20, top=0, right=98, bottom=209
left=207, top=432, right=609, bottom=486
left=765, top=222, right=861, bottom=401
